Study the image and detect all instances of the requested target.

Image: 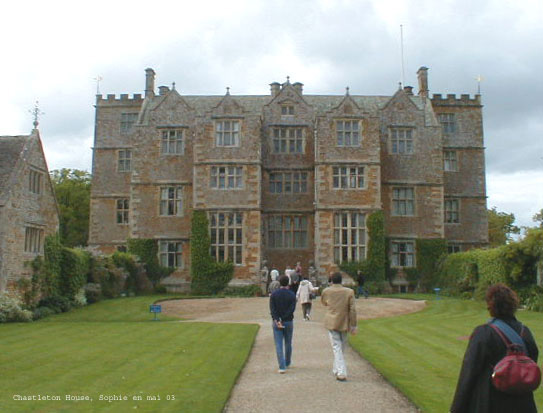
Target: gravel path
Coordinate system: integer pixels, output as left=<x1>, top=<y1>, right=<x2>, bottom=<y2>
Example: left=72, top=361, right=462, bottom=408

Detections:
left=162, top=297, right=424, bottom=412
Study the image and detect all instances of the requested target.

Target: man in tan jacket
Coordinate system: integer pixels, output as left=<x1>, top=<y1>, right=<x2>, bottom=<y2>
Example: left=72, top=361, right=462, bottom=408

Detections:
left=321, top=272, right=358, bottom=381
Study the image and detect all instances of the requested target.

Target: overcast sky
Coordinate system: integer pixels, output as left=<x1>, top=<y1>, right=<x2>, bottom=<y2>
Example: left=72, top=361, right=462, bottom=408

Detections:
left=2, top=0, right=542, bottom=228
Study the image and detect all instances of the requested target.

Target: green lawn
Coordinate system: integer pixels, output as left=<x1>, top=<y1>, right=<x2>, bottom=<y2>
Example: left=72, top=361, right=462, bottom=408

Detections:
left=0, top=296, right=258, bottom=413
left=350, top=295, right=543, bottom=412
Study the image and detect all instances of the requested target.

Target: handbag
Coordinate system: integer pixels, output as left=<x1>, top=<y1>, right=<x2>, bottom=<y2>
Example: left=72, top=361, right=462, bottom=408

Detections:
left=488, top=318, right=541, bottom=395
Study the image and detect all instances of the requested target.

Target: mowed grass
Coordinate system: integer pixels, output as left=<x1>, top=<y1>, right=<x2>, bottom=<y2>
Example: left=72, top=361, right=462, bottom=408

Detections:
left=0, top=296, right=258, bottom=413
left=350, top=296, right=543, bottom=412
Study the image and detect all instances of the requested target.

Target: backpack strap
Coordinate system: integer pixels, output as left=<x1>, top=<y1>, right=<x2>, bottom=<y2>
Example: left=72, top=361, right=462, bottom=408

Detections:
left=488, top=318, right=527, bottom=353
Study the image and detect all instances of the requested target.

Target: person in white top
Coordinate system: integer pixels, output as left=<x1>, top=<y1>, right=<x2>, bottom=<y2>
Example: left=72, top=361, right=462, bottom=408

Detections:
left=296, top=277, right=317, bottom=321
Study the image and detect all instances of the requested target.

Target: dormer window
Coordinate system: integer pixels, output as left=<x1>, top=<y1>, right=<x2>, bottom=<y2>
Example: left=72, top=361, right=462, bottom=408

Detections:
left=281, top=105, right=294, bottom=116
left=336, top=120, right=361, bottom=147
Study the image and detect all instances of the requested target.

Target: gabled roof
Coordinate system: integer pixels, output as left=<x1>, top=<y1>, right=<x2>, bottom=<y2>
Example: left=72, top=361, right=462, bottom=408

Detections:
left=0, top=134, right=30, bottom=202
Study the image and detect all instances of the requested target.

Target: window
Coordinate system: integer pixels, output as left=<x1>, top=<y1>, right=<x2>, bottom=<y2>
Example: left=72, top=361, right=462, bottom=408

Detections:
left=159, top=241, right=183, bottom=268
left=268, top=215, right=308, bottom=249
left=120, top=113, right=138, bottom=133
left=439, top=113, right=456, bottom=134
left=161, top=129, right=184, bottom=154
left=332, top=166, right=364, bottom=189
left=448, top=244, right=461, bottom=254
left=269, top=171, right=308, bottom=193
left=391, top=241, right=415, bottom=267
left=392, top=187, right=415, bottom=216
left=118, top=149, right=132, bottom=172
left=24, top=227, right=43, bottom=253
left=160, top=186, right=183, bottom=216
left=281, top=105, right=294, bottom=115
left=210, top=166, right=243, bottom=189
left=333, top=212, right=366, bottom=263
left=215, top=120, right=240, bottom=147
left=445, top=199, right=460, bottom=223
left=116, top=245, right=127, bottom=253
left=390, top=128, right=413, bottom=154
left=29, top=170, right=42, bottom=194
left=209, top=211, right=243, bottom=264
left=336, top=120, right=360, bottom=147
left=444, top=150, right=458, bottom=171
left=116, top=199, right=129, bottom=224
left=272, top=128, right=304, bottom=154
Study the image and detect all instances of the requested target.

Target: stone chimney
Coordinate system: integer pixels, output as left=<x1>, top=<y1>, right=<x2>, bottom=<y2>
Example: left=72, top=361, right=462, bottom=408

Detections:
left=403, top=86, right=414, bottom=95
left=158, top=86, right=170, bottom=96
left=145, top=68, right=156, bottom=98
left=270, top=82, right=280, bottom=97
left=417, top=67, right=429, bottom=97
left=293, top=82, right=304, bottom=95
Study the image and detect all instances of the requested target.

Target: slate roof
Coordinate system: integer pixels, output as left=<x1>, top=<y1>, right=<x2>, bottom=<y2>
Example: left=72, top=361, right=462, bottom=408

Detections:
left=0, top=134, right=30, bottom=199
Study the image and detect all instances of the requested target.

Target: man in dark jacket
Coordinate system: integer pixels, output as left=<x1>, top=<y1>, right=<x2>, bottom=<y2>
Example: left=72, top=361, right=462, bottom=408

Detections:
left=451, top=283, right=538, bottom=412
left=270, top=275, right=297, bottom=373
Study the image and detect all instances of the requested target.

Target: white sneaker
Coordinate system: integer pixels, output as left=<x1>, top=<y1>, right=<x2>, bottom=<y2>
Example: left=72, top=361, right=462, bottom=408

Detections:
left=278, top=369, right=286, bottom=374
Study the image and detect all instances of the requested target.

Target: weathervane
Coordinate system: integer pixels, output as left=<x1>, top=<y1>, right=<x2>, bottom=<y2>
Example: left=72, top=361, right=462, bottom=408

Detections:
left=476, top=75, right=484, bottom=94
left=94, top=75, right=103, bottom=94
left=28, top=101, right=44, bottom=129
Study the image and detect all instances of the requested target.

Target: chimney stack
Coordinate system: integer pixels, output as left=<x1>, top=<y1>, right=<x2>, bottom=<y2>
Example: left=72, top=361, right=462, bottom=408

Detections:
left=158, top=85, right=170, bottom=96
left=293, top=82, right=304, bottom=95
left=417, top=67, right=429, bottom=98
left=145, top=68, right=156, bottom=98
left=270, top=82, right=280, bottom=97
left=403, top=86, right=414, bottom=95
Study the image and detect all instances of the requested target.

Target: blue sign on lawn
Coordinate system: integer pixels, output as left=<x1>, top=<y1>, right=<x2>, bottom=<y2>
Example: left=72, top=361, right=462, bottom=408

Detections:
left=150, top=305, right=162, bottom=313
left=150, top=304, right=162, bottom=321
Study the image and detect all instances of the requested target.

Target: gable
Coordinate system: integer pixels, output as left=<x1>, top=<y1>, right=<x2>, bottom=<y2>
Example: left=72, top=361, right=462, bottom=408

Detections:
left=211, top=91, right=245, bottom=117
left=382, top=88, right=420, bottom=112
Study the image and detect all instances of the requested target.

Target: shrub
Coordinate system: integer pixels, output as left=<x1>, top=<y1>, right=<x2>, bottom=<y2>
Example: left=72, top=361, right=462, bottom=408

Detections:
left=127, top=239, right=173, bottom=288
left=0, top=293, right=33, bottom=323
left=38, top=295, right=72, bottom=313
left=416, top=238, right=448, bottom=291
left=112, top=251, right=154, bottom=294
left=33, top=306, right=55, bottom=320
left=222, top=285, right=262, bottom=297
left=366, top=210, right=386, bottom=281
left=73, top=288, right=87, bottom=307
left=59, top=247, right=90, bottom=300
left=89, top=257, right=126, bottom=299
left=84, top=283, right=102, bottom=304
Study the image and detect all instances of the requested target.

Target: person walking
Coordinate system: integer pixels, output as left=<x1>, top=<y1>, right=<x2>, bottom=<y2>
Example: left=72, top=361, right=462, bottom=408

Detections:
left=356, top=270, right=369, bottom=299
left=451, top=283, right=539, bottom=412
left=268, top=269, right=280, bottom=295
left=321, top=272, right=357, bottom=381
left=296, top=277, right=317, bottom=321
left=269, top=275, right=297, bottom=374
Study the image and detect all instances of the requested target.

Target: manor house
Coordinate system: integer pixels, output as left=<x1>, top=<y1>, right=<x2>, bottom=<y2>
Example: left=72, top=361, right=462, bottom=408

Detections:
left=89, top=67, right=488, bottom=291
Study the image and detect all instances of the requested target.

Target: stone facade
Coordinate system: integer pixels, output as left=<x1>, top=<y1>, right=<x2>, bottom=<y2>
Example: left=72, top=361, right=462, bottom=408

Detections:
left=89, top=67, right=488, bottom=291
left=0, top=130, right=60, bottom=292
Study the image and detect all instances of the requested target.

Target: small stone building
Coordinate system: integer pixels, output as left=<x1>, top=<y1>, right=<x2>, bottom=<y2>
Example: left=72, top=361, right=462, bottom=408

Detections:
left=0, top=129, right=59, bottom=292
left=89, top=67, right=488, bottom=292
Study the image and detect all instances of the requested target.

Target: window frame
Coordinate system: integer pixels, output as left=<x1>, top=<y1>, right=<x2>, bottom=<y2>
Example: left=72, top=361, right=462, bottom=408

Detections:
left=332, top=166, right=365, bottom=189
left=209, top=211, right=243, bottom=265
left=281, top=105, right=294, bottom=116
left=120, top=113, right=138, bottom=134
left=271, top=127, right=305, bottom=154
left=439, top=113, right=456, bottom=135
left=116, top=198, right=129, bottom=224
left=269, top=171, right=308, bottom=194
left=158, top=240, right=183, bottom=269
left=447, top=244, right=462, bottom=254
left=445, top=199, right=460, bottom=224
left=267, top=215, right=308, bottom=249
left=160, top=129, right=184, bottom=155
left=443, top=150, right=458, bottom=172
left=336, top=120, right=361, bottom=147
left=210, top=166, right=243, bottom=190
left=215, top=120, right=241, bottom=147
left=333, top=211, right=367, bottom=264
left=392, top=187, right=415, bottom=216
left=24, top=226, right=44, bottom=254
left=117, top=149, right=132, bottom=172
left=159, top=186, right=183, bottom=217
left=390, top=240, right=415, bottom=268
left=389, top=127, right=414, bottom=154
left=28, top=169, right=42, bottom=194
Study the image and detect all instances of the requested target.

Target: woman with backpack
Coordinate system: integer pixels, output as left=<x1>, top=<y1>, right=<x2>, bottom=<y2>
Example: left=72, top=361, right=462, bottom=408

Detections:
left=450, top=283, right=539, bottom=412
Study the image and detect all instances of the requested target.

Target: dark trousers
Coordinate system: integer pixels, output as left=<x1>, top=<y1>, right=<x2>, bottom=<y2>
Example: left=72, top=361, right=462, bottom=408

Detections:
left=301, top=302, right=312, bottom=319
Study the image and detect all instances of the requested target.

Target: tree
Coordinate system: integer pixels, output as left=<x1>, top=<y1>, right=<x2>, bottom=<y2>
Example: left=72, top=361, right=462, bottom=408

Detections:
left=533, top=209, right=543, bottom=228
left=50, top=169, right=91, bottom=247
left=487, top=207, right=520, bottom=247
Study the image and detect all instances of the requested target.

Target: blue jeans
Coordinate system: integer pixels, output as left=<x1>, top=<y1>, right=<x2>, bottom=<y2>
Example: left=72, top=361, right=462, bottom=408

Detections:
left=357, top=285, right=368, bottom=298
left=272, top=320, right=293, bottom=370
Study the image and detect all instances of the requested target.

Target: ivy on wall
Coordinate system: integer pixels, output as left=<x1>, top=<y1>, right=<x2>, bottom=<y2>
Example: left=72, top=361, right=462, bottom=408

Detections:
left=190, top=210, right=233, bottom=295
left=127, top=238, right=172, bottom=287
